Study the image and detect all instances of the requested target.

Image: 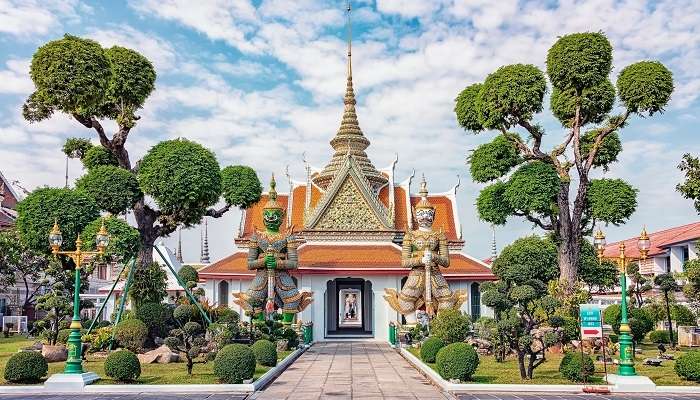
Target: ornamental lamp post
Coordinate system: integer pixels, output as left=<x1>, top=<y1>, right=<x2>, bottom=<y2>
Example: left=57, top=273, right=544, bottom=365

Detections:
left=49, top=218, right=109, bottom=375
left=594, top=226, right=650, bottom=377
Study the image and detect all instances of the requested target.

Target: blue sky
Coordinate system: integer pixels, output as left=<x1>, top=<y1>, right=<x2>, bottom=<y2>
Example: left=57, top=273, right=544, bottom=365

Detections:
left=1, top=0, right=699, bottom=263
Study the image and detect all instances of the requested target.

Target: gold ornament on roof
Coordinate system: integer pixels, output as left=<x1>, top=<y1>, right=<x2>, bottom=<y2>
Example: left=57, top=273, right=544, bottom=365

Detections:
left=415, top=175, right=434, bottom=210
left=263, top=174, right=283, bottom=211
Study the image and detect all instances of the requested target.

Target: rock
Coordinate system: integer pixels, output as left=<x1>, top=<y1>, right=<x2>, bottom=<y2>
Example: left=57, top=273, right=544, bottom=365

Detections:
left=22, top=341, right=43, bottom=351
left=137, top=345, right=180, bottom=364
left=42, top=345, right=67, bottom=362
left=276, top=339, right=288, bottom=352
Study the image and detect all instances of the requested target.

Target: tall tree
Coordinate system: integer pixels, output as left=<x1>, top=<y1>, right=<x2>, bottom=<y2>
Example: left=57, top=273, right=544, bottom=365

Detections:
left=677, top=154, right=700, bottom=213
left=456, top=32, right=674, bottom=292
left=654, top=273, right=679, bottom=347
left=0, top=229, right=49, bottom=315
left=22, top=34, right=262, bottom=272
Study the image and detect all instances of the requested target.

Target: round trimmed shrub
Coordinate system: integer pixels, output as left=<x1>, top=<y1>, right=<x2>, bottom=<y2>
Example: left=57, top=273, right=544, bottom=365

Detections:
left=435, top=342, right=479, bottom=381
left=135, top=302, right=171, bottom=338
left=57, top=328, right=72, bottom=344
left=104, top=349, right=141, bottom=382
left=114, top=318, right=148, bottom=352
left=430, top=309, right=471, bottom=344
left=559, top=352, right=594, bottom=382
left=648, top=329, right=672, bottom=344
left=608, top=334, right=618, bottom=344
left=4, top=351, right=48, bottom=383
left=214, top=344, right=256, bottom=384
left=675, top=351, right=700, bottom=381
left=420, top=337, right=445, bottom=363
left=252, top=339, right=277, bottom=367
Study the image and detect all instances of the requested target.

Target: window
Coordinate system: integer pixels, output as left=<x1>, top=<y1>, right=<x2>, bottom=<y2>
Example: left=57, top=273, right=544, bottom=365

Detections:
left=683, top=246, right=690, bottom=263
left=665, top=256, right=671, bottom=273
left=470, top=282, right=481, bottom=320
left=218, top=281, right=229, bottom=306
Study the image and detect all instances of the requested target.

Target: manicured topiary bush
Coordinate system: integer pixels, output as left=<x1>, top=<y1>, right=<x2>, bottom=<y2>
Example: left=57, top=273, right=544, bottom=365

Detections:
left=114, top=318, right=148, bottom=352
left=214, top=344, right=256, bottom=384
left=608, top=333, right=618, bottom=344
left=559, top=352, right=594, bottom=382
left=3, top=351, right=48, bottom=383
left=104, top=349, right=141, bottom=382
left=675, top=351, right=700, bottom=381
left=648, top=329, right=674, bottom=344
left=135, top=302, right=171, bottom=338
left=56, top=328, right=72, bottom=344
left=420, top=337, right=445, bottom=363
left=252, top=339, right=277, bottom=367
left=435, top=342, right=479, bottom=381
left=430, top=309, right=471, bottom=344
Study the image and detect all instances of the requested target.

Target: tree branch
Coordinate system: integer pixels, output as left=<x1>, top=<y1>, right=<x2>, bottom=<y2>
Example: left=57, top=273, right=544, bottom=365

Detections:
left=583, top=110, right=631, bottom=173
left=71, top=113, right=111, bottom=149
left=205, top=205, right=232, bottom=218
left=514, top=211, right=553, bottom=230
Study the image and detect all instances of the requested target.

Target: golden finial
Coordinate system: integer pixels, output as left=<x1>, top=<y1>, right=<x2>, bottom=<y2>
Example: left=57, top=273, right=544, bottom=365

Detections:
left=263, top=173, right=283, bottom=210
left=415, top=174, right=434, bottom=210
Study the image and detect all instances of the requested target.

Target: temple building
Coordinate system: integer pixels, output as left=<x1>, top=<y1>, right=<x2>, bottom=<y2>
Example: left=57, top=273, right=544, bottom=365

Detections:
left=199, top=20, right=495, bottom=341
left=0, top=171, right=19, bottom=230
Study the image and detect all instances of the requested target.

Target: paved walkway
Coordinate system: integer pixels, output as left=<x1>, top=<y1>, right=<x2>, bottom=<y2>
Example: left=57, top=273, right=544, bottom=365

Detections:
left=0, top=395, right=245, bottom=400
left=253, top=341, right=450, bottom=400
left=456, top=395, right=700, bottom=400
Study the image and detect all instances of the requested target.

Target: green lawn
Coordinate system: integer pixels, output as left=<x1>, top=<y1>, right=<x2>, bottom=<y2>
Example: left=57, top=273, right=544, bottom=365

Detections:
left=0, top=336, right=292, bottom=385
left=407, top=343, right=699, bottom=386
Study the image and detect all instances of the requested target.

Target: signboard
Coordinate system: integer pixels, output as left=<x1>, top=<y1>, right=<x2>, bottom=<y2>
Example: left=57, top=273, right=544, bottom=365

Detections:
left=579, top=304, right=603, bottom=339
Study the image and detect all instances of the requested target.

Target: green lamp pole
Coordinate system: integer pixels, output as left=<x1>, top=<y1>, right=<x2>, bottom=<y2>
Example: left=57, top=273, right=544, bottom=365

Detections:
left=594, top=227, right=650, bottom=377
left=49, top=219, right=109, bottom=374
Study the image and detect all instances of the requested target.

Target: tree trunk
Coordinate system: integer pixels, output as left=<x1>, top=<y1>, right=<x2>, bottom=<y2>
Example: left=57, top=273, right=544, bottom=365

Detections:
left=527, top=353, right=535, bottom=379
left=133, top=199, right=156, bottom=268
left=664, top=291, right=675, bottom=347
left=555, top=181, right=581, bottom=294
left=517, top=351, right=527, bottom=379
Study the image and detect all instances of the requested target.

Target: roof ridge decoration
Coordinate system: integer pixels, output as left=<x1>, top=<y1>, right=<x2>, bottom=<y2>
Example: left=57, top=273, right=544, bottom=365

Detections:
left=312, top=1, right=388, bottom=191
left=305, top=154, right=393, bottom=231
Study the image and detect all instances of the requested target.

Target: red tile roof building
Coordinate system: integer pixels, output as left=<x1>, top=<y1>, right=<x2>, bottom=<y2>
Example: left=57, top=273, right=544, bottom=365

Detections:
left=0, top=171, right=19, bottom=230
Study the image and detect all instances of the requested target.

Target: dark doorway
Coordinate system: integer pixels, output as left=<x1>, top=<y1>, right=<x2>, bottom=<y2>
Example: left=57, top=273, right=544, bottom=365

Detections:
left=326, top=278, right=373, bottom=337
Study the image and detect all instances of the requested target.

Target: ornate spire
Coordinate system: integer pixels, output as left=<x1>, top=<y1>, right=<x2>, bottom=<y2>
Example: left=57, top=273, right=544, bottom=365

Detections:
left=263, top=174, right=283, bottom=210
left=200, top=218, right=210, bottom=264
left=415, top=175, right=434, bottom=210
left=313, top=1, right=387, bottom=191
left=176, top=227, right=183, bottom=263
left=491, top=224, right=498, bottom=259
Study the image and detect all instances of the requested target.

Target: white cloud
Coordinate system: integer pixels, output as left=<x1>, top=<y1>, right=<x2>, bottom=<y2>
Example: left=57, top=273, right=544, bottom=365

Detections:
left=0, top=0, right=84, bottom=37
left=0, top=59, right=32, bottom=94
left=88, top=25, right=177, bottom=72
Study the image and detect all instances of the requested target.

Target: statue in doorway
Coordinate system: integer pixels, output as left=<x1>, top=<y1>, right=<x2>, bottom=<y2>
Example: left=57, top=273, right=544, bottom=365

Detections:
left=232, top=175, right=313, bottom=324
left=384, top=176, right=466, bottom=323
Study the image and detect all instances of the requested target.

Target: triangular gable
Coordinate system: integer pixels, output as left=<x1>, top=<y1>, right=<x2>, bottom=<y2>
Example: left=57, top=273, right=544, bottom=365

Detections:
left=305, top=155, right=393, bottom=230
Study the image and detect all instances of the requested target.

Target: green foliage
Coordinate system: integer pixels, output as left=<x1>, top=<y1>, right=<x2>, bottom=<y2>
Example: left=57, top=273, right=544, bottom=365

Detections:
left=579, top=130, right=622, bottom=171
left=672, top=304, right=697, bottom=326
left=469, top=134, right=521, bottom=183
left=129, top=262, right=167, bottom=309
left=0, top=229, right=49, bottom=309
left=476, top=181, right=512, bottom=225
left=559, top=352, right=594, bottom=382
left=677, top=154, right=700, bottom=213
left=138, top=139, right=222, bottom=226
left=114, top=318, right=148, bottom=352
left=604, top=304, right=621, bottom=334
left=3, top=351, right=48, bottom=383
left=165, top=320, right=207, bottom=375
left=578, top=239, right=618, bottom=292
left=648, top=330, right=673, bottom=344
left=214, top=344, right=256, bottom=384
left=75, top=166, right=142, bottom=215
left=173, top=304, right=197, bottom=323
left=430, top=309, right=471, bottom=344
left=435, top=343, right=479, bottom=381
left=82, top=326, right=113, bottom=352
left=252, top=339, right=277, bottom=367
left=26, top=34, right=111, bottom=118
left=550, top=316, right=579, bottom=344
left=477, top=64, right=547, bottom=129
left=16, top=187, right=100, bottom=253
left=80, top=216, right=140, bottom=261
left=134, top=302, right=171, bottom=338
left=104, top=349, right=141, bottom=382
left=504, top=161, right=560, bottom=215
left=420, top=337, right=445, bottom=363
left=629, top=308, right=655, bottom=343
left=178, top=265, right=199, bottom=287
left=675, top=351, right=700, bottom=381
left=220, top=165, right=262, bottom=209
left=586, top=178, right=637, bottom=225
left=608, top=334, right=618, bottom=343
left=282, top=327, right=299, bottom=350
left=454, top=83, right=484, bottom=132
left=56, top=328, right=72, bottom=344
left=550, top=79, right=615, bottom=126
left=100, top=46, right=156, bottom=125
left=82, top=146, right=118, bottom=170
left=617, top=60, right=674, bottom=116
left=492, top=235, right=559, bottom=286
left=546, top=32, right=612, bottom=91
left=62, top=137, right=93, bottom=159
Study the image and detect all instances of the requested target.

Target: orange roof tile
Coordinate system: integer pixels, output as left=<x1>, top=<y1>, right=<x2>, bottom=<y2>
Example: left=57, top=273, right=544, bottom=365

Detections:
left=603, top=221, right=700, bottom=259
left=199, top=243, right=494, bottom=280
left=410, top=195, right=458, bottom=241
left=394, top=186, right=408, bottom=232
left=241, top=194, right=289, bottom=237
